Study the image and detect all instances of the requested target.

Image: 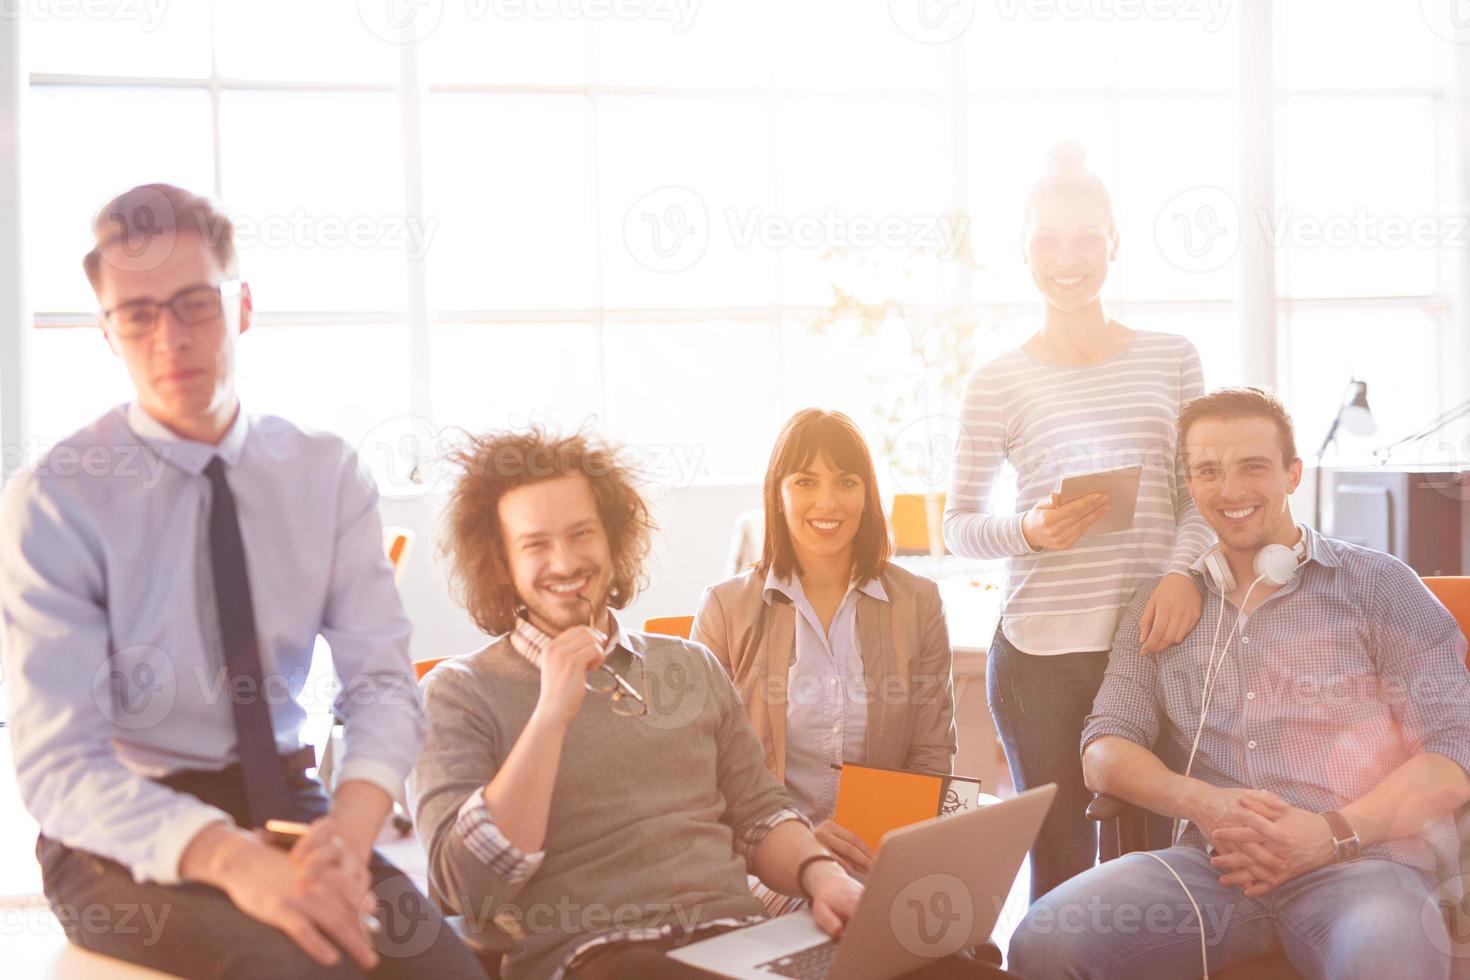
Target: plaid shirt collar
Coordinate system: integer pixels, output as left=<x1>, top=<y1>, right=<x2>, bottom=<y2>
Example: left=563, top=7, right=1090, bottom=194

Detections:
left=507, top=609, right=637, bottom=667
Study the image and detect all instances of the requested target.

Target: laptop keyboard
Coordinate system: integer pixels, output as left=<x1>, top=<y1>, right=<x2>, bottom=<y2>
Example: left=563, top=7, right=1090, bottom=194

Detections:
left=756, top=941, right=838, bottom=979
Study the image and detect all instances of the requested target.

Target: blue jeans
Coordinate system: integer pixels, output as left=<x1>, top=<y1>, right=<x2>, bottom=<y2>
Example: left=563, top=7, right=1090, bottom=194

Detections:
left=1009, top=846, right=1451, bottom=979
left=987, top=630, right=1109, bottom=903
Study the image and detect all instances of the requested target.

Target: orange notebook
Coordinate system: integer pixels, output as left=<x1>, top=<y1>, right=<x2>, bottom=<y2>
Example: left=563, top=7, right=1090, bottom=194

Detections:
left=831, top=763, right=983, bottom=852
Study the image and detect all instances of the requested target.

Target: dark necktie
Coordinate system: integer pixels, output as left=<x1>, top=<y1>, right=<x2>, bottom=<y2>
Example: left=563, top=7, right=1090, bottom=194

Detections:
left=205, top=456, right=293, bottom=827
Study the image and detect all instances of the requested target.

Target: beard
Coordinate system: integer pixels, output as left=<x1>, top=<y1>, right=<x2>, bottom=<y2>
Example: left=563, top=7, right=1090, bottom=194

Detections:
left=524, top=569, right=609, bottom=634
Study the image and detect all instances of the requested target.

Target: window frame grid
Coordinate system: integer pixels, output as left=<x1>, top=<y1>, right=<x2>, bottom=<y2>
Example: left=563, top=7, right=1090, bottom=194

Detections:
left=16, top=1, right=1470, bottom=484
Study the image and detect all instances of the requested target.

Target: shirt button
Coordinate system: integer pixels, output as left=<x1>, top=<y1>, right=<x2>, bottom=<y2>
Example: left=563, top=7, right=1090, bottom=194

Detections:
left=832, top=724, right=840, bottom=733
left=1240, top=636, right=1250, bottom=645
left=1247, top=739, right=1257, bottom=749
left=1246, top=692, right=1256, bottom=701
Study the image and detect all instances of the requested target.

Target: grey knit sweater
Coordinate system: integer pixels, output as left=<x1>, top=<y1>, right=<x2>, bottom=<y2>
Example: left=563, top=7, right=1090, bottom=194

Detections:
left=408, top=630, right=800, bottom=980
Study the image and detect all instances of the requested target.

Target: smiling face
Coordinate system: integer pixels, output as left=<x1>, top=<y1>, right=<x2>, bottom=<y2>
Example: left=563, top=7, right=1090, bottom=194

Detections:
left=94, top=230, right=251, bottom=436
left=1183, top=415, right=1303, bottom=555
left=779, top=453, right=866, bottom=573
left=1023, top=192, right=1117, bottom=314
left=497, top=473, right=615, bottom=635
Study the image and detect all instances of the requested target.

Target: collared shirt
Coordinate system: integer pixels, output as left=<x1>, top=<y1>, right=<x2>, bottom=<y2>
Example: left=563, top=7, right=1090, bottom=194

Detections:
left=0, top=402, right=423, bottom=884
left=1083, top=525, right=1470, bottom=886
left=452, top=612, right=806, bottom=979
left=764, top=569, right=886, bottom=823
left=505, top=611, right=635, bottom=670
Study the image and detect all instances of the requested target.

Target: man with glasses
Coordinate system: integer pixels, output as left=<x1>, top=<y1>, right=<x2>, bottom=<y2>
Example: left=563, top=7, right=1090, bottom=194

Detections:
left=411, top=427, right=1012, bottom=980
left=0, top=184, right=482, bottom=977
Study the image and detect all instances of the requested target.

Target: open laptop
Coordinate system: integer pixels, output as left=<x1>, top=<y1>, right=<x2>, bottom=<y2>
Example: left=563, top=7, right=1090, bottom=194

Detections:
left=667, top=783, right=1055, bottom=980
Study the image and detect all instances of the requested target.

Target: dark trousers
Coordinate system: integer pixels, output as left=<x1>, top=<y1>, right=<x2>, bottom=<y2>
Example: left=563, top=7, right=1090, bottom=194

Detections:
left=37, top=759, right=485, bottom=980
left=986, top=630, right=1111, bottom=904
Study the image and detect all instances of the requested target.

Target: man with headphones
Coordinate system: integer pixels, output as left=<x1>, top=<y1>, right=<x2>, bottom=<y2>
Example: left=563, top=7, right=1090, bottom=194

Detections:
left=1008, top=387, right=1470, bottom=979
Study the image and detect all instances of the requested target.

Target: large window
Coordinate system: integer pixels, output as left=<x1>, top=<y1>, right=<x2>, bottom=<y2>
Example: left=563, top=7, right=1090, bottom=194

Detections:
left=18, top=1, right=1469, bottom=487
left=1274, top=1, right=1461, bottom=463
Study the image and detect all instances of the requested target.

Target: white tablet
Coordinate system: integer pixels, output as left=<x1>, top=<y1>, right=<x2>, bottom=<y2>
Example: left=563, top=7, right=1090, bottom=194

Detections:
left=1055, top=465, right=1143, bottom=537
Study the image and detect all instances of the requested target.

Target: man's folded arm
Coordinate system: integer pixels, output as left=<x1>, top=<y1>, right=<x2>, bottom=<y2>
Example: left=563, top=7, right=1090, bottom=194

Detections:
left=700, top=644, right=818, bottom=892
left=408, top=664, right=537, bottom=916
left=0, top=475, right=233, bottom=885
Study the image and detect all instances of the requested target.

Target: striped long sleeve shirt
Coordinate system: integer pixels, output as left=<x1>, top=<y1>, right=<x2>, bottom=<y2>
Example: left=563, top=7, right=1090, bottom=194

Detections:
left=943, top=330, right=1214, bottom=653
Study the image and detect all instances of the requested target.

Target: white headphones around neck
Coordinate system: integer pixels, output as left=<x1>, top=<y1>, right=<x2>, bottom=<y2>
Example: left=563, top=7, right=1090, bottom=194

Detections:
left=1197, top=528, right=1307, bottom=594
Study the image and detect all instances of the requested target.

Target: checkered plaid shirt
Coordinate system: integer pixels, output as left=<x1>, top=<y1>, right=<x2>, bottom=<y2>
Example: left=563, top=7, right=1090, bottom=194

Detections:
left=1083, top=526, right=1470, bottom=886
left=454, top=612, right=808, bottom=977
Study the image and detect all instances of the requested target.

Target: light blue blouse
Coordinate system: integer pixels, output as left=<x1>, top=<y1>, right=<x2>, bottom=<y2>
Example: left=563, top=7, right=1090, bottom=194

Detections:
left=763, top=567, right=888, bottom=823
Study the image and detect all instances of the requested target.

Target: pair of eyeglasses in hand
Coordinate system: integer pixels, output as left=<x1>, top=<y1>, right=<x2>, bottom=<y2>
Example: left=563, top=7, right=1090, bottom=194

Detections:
left=579, top=594, right=647, bottom=716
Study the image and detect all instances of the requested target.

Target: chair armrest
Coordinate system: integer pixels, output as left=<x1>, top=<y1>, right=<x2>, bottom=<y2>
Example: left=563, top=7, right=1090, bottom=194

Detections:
left=1085, top=793, right=1131, bottom=822
left=445, top=914, right=519, bottom=957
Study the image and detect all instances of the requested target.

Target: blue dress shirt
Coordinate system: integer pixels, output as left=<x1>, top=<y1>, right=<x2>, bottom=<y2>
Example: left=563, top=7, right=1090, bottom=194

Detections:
left=0, top=402, right=423, bottom=884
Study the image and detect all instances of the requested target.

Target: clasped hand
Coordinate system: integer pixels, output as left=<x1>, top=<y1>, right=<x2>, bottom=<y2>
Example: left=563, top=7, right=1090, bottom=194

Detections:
left=224, top=816, right=380, bottom=970
left=1199, top=791, right=1336, bottom=898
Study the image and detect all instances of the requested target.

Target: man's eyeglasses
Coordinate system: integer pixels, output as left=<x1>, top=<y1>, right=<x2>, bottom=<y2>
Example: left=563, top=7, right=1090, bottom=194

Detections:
left=103, top=280, right=241, bottom=339
left=577, top=594, right=647, bottom=716
left=585, top=658, right=647, bottom=716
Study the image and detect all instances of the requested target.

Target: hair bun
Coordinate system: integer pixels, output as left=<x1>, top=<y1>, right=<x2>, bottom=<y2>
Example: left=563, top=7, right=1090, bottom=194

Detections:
left=1045, top=139, right=1088, bottom=176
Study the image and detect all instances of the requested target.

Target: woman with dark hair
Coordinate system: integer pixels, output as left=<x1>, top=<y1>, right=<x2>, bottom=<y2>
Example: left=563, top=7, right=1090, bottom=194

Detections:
left=693, top=408, right=958, bottom=878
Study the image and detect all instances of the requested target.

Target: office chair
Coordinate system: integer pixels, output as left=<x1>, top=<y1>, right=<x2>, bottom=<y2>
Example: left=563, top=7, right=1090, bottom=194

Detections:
left=642, top=615, right=694, bottom=639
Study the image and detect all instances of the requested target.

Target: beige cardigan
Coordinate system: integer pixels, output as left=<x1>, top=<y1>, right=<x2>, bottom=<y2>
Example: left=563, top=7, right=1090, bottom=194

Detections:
left=692, top=562, right=958, bottom=784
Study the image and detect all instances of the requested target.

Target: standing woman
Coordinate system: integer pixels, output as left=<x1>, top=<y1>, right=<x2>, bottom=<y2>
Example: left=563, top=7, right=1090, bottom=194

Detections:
left=694, top=409, right=957, bottom=880
left=943, top=141, right=1212, bottom=903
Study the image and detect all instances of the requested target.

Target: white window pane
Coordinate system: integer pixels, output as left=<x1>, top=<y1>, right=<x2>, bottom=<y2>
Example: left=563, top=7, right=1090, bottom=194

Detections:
left=967, top=97, right=1116, bottom=305
left=212, top=0, right=397, bottom=83
left=598, top=97, right=777, bottom=309
left=968, top=7, right=1235, bottom=94
left=775, top=97, right=951, bottom=308
left=1279, top=0, right=1447, bottom=91
left=780, top=313, right=946, bottom=495
left=602, top=319, right=775, bottom=484
left=1284, top=308, right=1439, bottom=466
left=425, top=95, right=596, bottom=311
left=235, top=324, right=412, bottom=448
left=595, top=0, right=774, bottom=89
left=1115, top=97, right=1238, bottom=302
left=430, top=321, right=600, bottom=435
left=22, top=3, right=212, bottom=77
left=1123, top=311, right=1241, bottom=389
left=1112, top=11, right=1236, bottom=90
left=218, top=92, right=407, bottom=312
left=25, top=327, right=134, bottom=449
left=977, top=311, right=1046, bottom=357
left=420, top=4, right=592, bottom=85
left=771, top=0, right=944, bottom=94
left=23, top=87, right=215, bottom=313
left=1279, top=97, right=1440, bottom=299
left=967, top=8, right=1119, bottom=93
